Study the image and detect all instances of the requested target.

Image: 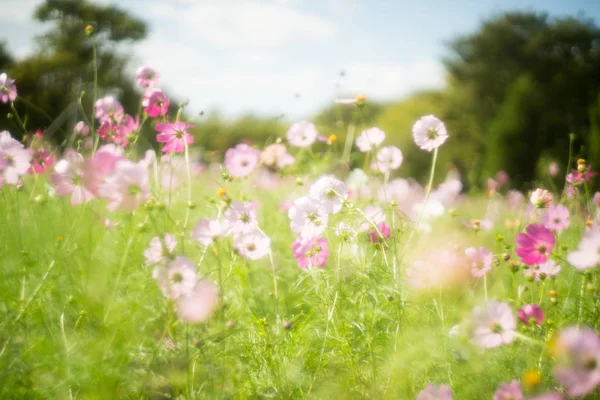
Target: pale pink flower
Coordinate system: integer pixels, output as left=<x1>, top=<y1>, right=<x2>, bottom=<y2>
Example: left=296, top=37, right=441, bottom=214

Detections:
left=507, top=190, right=525, bottom=212
left=554, top=327, right=600, bottom=397
left=495, top=170, right=510, bottom=187
left=94, top=96, right=123, bottom=122
left=542, top=204, right=570, bottom=232
left=465, top=247, right=493, bottom=278
left=225, top=143, right=260, bottom=177
left=360, top=205, right=386, bottom=231
left=288, top=196, right=329, bottom=238
left=535, top=259, right=561, bottom=280
left=276, top=152, right=295, bottom=169
left=74, top=121, right=89, bottom=137
left=368, top=222, right=391, bottom=243
left=292, top=236, right=329, bottom=269
left=98, top=160, right=149, bottom=211
left=0, top=131, right=32, bottom=185
left=50, top=153, right=95, bottom=205
left=567, top=226, right=600, bottom=270
left=416, top=383, right=453, bottom=400
left=156, top=121, right=195, bottom=153
left=175, top=280, right=218, bottom=323
left=0, top=73, right=17, bottom=103
left=549, top=162, right=559, bottom=177
left=530, top=188, right=553, bottom=208
left=412, top=115, right=449, bottom=152
left=233, top=231, right=271, bottom=260
left=517, top=304, right=544, bottom=326
left=371, top=146, right=403, bottom=173
left=355, top=127, right=385, bottom=152
left=594, top=192, right=600, bottom=206
left=472, top=300, right=516, bottom=348
left=309, top=175, right=348, bottom=214
left=136, top=66, right=159, bottom=89
left=260, top=143, right=287, bottom=166
left=81, top=144, right=124, bottom=196
left=286, top=121, right=318, bottom=147
left=144, top=234, right=177, bottom=266
left=515, top=224, right=555, bottom=265
left=142, top=88, right=169, bottom=118
left=407, top=250, right=470, bottom=290
left=493, top=380, right=523, bottom=400
left=192, top=219, right=229, bottom=246
left=335, top=222, right=357, bottom=241
left=154, top=256, right=197, bottom=299
left=224, top=201, right=258, bottom=234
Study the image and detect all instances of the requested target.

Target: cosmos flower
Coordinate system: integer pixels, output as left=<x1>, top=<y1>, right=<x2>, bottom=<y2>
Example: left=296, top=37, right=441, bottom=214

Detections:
left=50, top=152, right=95, bottom=205
left=94, top=96, right=124, bottom=122
left=144, top=234, right=177, bottom=266
left=567, top=226, right=600, bottom=270
left=29, top=149, right=54, bottom=174
left=371, top=146, right=403, bottom=173
left=175, top=280, right=218, bottom=323
left=367, top=222, right=391, bottom=243
left=225, top=143, right=260, bottom=177
left=529, top=188, right=553, bottom=208
left=0, top=73, right=17, bottom=103
left=549, top=162, right=559, bottom=177
left=154, top=256, right=197, bottom=299
left=224, top=201, right=258, bottom=235
left=416, top=383, right=453, bottom=400
left=286, top=121, right=318, bottom=147
left=515, top=224, right=555, bottom=265
left=155, top=121, right=195, bottom=153
left=136, top=65, right=159, bottom=89
left=291, top=236, right=329, bottom=269
left=517, top=304, right=544, bottom=326
left=355, top=127, right=385, bottom=152
left=288, top=196, right=329, bottom=238
left=472, top=300, right=516, bottom=348
left=309, top=175, right=348, bottom=214
left=412, top=115, right=449, bottom=152
left=233, top=230, right=271, bottom=260
left=192, top=218, right=229, bottom=246
left=465, top=246, right=493, bottom=278
left=142, top=88, right=169, bottom=118
left=535, top=259, right=561, bottom=280
left=98, top=160, right=149, bottom=211
left=542, top=204, right=570, bottom=232
left=0, top=131, right=32, bottom=185
left=74, top=121, right=89, bottom=137
left=493, top=380, right=523, bottom=400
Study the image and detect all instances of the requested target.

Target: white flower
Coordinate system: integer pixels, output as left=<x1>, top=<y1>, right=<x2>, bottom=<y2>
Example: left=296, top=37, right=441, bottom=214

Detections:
left=192, top=219, right=229, bottom=246
left=154, top=256, right=197, bottom=299
left=224, top=202, right=258, bottom=234
left=309, top=175, right=348, bottom=214
left=371, top=146, right=403, bottom=173
left=355, top=127, right=385, bottom=152
left=233, top=230, right=271, bottom=260
left=286, top=121, right=318, bottom=147
left=288, top=196, right=329, bottom=238
left=412, top=115, right=448, bottom=152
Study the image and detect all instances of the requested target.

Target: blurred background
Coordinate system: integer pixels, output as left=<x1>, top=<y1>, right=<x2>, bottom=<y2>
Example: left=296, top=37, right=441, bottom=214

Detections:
left=1, top=0, right=600, bottom=189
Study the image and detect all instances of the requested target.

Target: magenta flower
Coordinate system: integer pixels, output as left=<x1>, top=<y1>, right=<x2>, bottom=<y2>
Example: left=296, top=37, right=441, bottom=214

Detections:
left=50, top=153, right=95, bottom=205
left=98, top=160, right=149, bottom=211
left=371, top=146, right=403, bottom=173
left=465, top=247, right=493, bottom=278
left=286, top=121, right=318, bottom=147
left=412, top=115, right=449, bottom=152
left=368, top=222, right=391, bottom=243
left=292, top=236, right=329, bottom=269
left=155, top=121, right=195, bottom=153
left=94, top=96, right=124, bottom=122
left=493, top=380, right=523, bottom=400
left=517, top=304, right=544, bottom=326
left=74, top=121, right=89, bottom=137
left=567, top=226, right=600, bottom=270
left=225, top=143, right=260, bottom=177
left=29, top=149, right=54, bottom=174
left=142, top=88, right=169, bottom=118
left=472, top=300, right=516, bottom=348
left=355, top=127, right=385, bottom=152
left=554, top=327, right=600, bottom=398
left=530, top=188, right=553, bottom=208
left=0, top=131, right=32, bottom=185
left=416, top=383, right=453, bottom=400
left=154, top=256, right=197, bottom=299
left=233, top=231, right=271, bottom=260
left=192, top=218, right=229, bottom=246
left=0, top=73, right=17, bottom=103
left=144, top=234, right=177, bottom=266
left=542, top=204, right=570, bottom=232
left=81, top=144, right=124, bottom=197
left=515, top=224, right=555, bottom=265
left=175, top=280, right=218, bottom=323
left=136, top=65, right=159, bottom=89
left=224, top=201, right=258, bottom=234
left=309, top=175, right=348, bottom=214
left=288, top=196, right=329, bottom=239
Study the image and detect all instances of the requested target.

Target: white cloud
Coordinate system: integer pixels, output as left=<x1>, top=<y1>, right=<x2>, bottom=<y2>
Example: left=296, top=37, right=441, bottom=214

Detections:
left=0, top=0, right=39, bottom=23
left=148, top=1, right=337, bottom=49
left=341, top=61, right=446, bottom=100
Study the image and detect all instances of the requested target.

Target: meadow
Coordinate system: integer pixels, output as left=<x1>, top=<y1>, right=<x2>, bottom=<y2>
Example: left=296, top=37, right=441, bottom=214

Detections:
left=1, top=61, right=600, bottom=400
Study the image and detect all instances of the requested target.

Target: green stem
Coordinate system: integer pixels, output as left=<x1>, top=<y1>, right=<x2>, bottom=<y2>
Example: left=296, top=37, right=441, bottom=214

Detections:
left=10, top=102, right=27, bottom=134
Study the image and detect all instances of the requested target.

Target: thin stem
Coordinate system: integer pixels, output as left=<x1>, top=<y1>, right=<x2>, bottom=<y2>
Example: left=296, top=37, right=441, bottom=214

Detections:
left=91, top=36, right=99, bottom=153
left=10, top=102, right=27, bottom=134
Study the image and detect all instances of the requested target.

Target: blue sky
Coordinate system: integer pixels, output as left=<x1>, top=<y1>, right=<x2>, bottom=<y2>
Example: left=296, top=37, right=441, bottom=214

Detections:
left=1, top=0, right=600, bottom=119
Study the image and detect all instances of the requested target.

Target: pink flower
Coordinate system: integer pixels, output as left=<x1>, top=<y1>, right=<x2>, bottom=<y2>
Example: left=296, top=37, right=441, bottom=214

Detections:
left=81, top=144, right=124, bottom=197
left=515, top=224, right=555, bottom=265
left=175, top=280, right=218, bottom=323
left=472, top=300, right=516, bottom=348
left=286, top=121, right=318, bottom=147
left=355, top=127, right=385, bottom=152
left=493, top=380, right=523, bottom=400
left=412, top=115, right=449, bottom=152
left=29, top=149, right=54, bottom=174
left=225, top=143, right=260, bottom=177
left=517, top=304, right=544, bottom=326
left=495, top=170, right=510, bottom=187
left=98, top=160, right=149, bottom=211
left=594, top=192, right=600, bottom=206
left=192, top=218, right=229, bottom=246
left=553, top=327, right=600, bottom=398
left=535, top=259, right=561, bottom=280
left=367, top=222, right=391, bottom=243
left=0, top=73, right=17, bottom=103
left=371, top=146, right=403, bottom=173
left=94, top=96, right=123, bottom=122
left=233, top=231, right=271, bottom=260
left=154, top=256, right=197, bottom=299
left=530, top=188, right=553, bottom=208
left=50, top=153, right=95, bottom=205
left=224, top=202, right=258, bottom=234
left=288, top=196, right=329, bottom=239
left=507, top=190, right=524, bottom=211
left=0, top=131, right=32, bottom=185
left=136, top=66, right=159, bottom=89
left=156, top=121, right=194, bottom=153
left=360, top=206, right=386, bottom=231
left=567, top=226, right=600, bottom=270
left=542, top=204, right=570, bottom=232
left=260, top=143, right=287, bottom=166
left=416, top=383, right=453, bottom=400
left=465, top=246, right=493, bottom=278
left=292, top=236, right=329, bottom=269
left=549, top=162, right=559, bottom=177
left=74, top=121, right=89, bottom=137
left=276, top=152, right=295, bottom=169
left=142, top=88, right=169, bottom=118
left=309, top=175, right=348, bottom=214
left=144, top=234, right=177, bottom=266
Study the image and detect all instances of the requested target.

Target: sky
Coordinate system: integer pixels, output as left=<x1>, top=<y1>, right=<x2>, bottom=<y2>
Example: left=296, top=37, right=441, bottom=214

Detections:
left=1, top=0, right=600, bottom=120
